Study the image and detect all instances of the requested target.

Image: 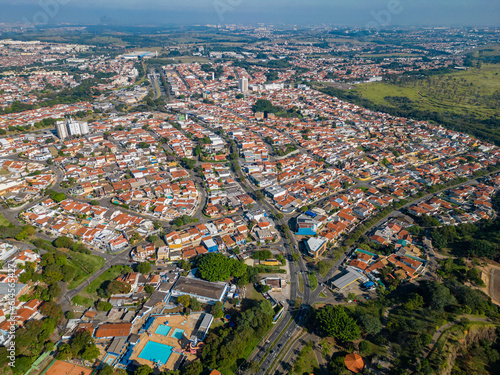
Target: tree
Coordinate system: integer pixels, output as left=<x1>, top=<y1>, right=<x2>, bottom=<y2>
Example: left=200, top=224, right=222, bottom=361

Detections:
left=420, top=281, right=456, bottom=311
left=347, top=292, right=357, bottom=301
left=328, top=355, right=351, bottom=375
left=134, top=365, right=153, bottom=375
left=96, top=301, right=113, bottom=311
left=197, top=253, right=232, bottom=281
left=137, top=262, right=152, bottom=274
left=190, top=297, right=202, bottom=311
left=144, top=285, right=155, bottom=294
left=177, top=295, right=190, bottom=307
left=251, top=250, right=273, bottom=260
left=90, top=200, right=99, bottom=205
left=178, top=259, right=191, bottom=271
left=210, top=301, right=224, bottom=319
left=316, top=305, right=360, bottom=342
left=54, top=236, right=74, bottom=249
left=81, top=345, right=100, bottom=361
left=98, top=364, right=114, bottom=375
left=50, top=191, right=66, bottom=203
left=358, top=314, right=382, bottom=335
left=40, top=301, right=63, bottom=321
left=469, top=240, right=497, bottom=258
left=359, top=340, right=370, bottom=354
left=182, top=361, right=203, bottom=375
left=147, top=235, right=158, bottom=243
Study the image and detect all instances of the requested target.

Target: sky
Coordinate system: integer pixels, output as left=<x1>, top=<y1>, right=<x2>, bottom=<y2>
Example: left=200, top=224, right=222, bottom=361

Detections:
left=0, top=0, right=499, bottom=27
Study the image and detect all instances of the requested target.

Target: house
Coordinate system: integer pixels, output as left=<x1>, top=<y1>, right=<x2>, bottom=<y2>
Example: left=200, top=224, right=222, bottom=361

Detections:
left=263, top=277, right=283, bottom=292
left=202, top=238, right=218, bottom=253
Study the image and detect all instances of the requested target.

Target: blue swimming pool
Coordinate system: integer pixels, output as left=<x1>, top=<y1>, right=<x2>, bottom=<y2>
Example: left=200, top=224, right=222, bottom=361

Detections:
left=155, top=325, right=171, bottom=336
left=172, top=328, right=185, bottom=339
left=138, top=341, right=173, bottom=365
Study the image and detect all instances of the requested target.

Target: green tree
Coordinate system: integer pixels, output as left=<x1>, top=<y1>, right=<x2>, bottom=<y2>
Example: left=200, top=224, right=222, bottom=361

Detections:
left=82, top=345, right=100, bottom=361
left=182, top=361, right=203, bottom=375
left=144, top=285, right=155, bottom=294
left=358, top=314, right=382, bottom=335
left=190, top=297, right=202, bottom=311
left=177, top=295, right=190, bottom=307
left=197, top=253, right=232, bottom=281
left=134, top=365, right=153, bottom=375
left=420, top=281, right=456, bottom=311
left=40, top=301, right=63, bottom=321
left=96, top=301, right=113, bottom=311
left=210, top=301, right=224, bottom=319
left=98, top=364, right=114, bottom=375
left=316, top=305, right=361, bottom=342
left=137, top=262, right=152, bottom=274
left=251, top=250, right=273, bottom=260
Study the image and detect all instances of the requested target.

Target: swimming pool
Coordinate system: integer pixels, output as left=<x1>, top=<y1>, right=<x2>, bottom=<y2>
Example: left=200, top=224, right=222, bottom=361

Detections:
left=155, top=324, right=171, bottom=336
left=138, top=341, right=173, bottom=365
left=171, top=328, right=185, bottom=339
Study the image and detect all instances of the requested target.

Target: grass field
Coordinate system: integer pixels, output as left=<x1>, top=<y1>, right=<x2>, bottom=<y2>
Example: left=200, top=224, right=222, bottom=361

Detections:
left=0, top=212, right=10, bottom=227
left=72, top=264, right=132, bottom=305
left=67, top=252, right=106, bottom=290
left=246, top=283, right=265, bottom=301
left=84, top=265, right=132, bottom=295
left=71, top=295, right=94, bottom=307
left=292, top=343, right=320, bottom=375
left=308, top=274, right=318, bottom=291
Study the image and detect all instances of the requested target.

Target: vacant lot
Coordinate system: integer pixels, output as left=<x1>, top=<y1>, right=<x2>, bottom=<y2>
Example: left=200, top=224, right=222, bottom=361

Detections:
left=67, top=252, right=106, bottom=289
left=72, top=264, right=132, bottom=307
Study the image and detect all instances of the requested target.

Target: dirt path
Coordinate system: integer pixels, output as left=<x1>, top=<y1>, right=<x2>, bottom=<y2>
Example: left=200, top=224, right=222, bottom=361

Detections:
left=477, top=263, right=500, bottom=306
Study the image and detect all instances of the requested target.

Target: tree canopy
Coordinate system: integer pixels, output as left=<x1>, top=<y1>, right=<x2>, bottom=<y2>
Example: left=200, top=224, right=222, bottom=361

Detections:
left=316, top=305, right=361, bottom=342
left=197, top=253, right=247, bottom=282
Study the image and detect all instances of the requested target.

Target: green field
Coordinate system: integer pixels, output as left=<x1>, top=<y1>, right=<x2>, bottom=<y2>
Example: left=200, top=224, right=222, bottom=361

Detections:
left=292, top=343, right=320, bottom=375
left=84, top=265, right=132, bottom=295
left=71, top=295, right=94, bottom=307
left=67, top=252, right=106, bottom=289
left=71, top=264, right=132, bottom=306
left=0, top=212, right=10, bottom=227
left=308, top=274, right=318, bottom=291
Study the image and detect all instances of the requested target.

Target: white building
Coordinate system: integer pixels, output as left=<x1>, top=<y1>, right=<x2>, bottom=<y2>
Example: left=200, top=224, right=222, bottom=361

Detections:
left=56, top=118, right=89, bottom=139
left=238, top=77, right=248, bottom=93
left=56, top=121, right=68, bottom=139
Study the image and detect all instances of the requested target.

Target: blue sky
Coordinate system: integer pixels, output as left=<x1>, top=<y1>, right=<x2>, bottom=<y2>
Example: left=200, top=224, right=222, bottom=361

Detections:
left=1, top=0, right=499, bottom=26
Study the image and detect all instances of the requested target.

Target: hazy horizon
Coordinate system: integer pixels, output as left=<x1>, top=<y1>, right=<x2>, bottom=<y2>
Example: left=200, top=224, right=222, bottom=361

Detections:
left=0, top=0, right=499, bottom=28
